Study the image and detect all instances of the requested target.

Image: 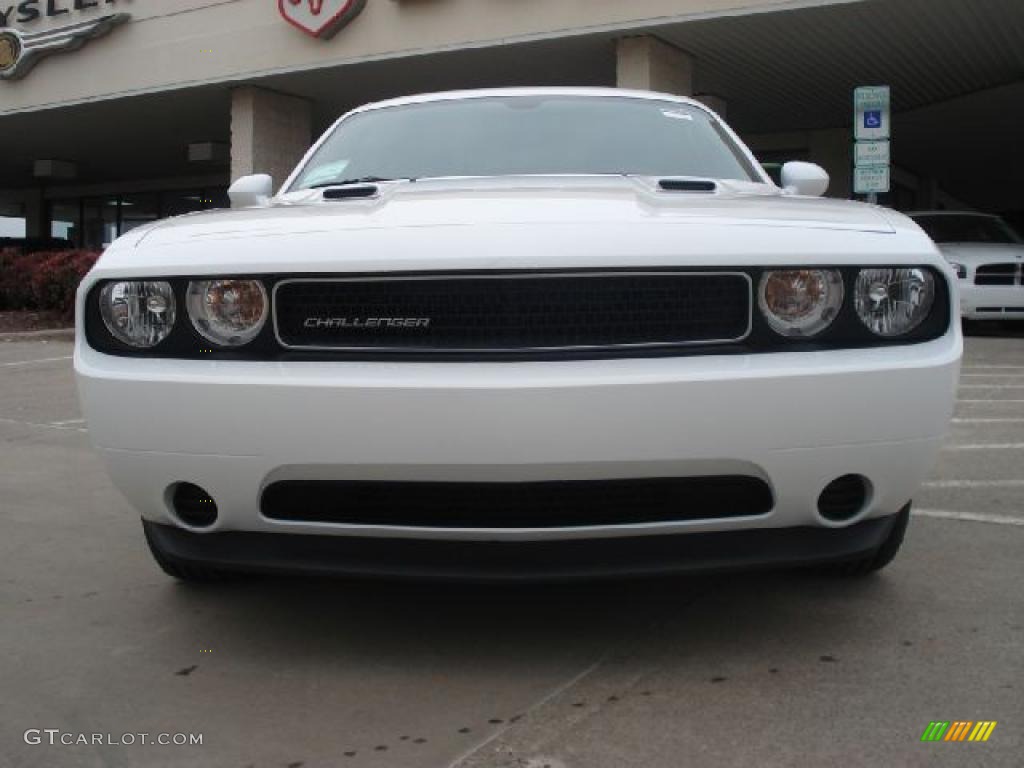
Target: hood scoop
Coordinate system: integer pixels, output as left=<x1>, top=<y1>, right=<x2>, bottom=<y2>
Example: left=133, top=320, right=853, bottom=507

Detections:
left=659, top=179, right=718, bottom=193
left=322, top=185, right=379, bottom=200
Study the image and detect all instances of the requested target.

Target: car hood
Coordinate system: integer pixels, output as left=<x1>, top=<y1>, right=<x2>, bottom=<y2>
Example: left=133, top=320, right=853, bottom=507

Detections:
left=142, top=177, right=895, bottom=244
left=96, top=177, right=932, bottom=276
left=937, top=242, right=1024, bottom=266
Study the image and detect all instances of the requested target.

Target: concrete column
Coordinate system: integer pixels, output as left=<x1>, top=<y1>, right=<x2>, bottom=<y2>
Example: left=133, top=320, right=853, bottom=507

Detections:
left=616, top=36, right=694, bottom=96
left=231, top=87, right=313, bottom=192
left=24, top=189, right=46, bottom=240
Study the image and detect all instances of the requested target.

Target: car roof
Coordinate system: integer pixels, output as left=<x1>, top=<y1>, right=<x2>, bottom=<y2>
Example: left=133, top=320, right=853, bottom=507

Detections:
left=349, top=87, right=712, bottom=116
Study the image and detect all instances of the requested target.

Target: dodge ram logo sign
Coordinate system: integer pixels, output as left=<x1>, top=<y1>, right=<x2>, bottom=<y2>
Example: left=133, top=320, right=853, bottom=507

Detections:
left=279, top=0, right=367, bottom=39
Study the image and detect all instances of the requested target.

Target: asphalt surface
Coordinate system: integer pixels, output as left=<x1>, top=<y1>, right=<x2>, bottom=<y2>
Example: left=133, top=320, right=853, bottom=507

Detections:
left=1, top=329, right=1022, bottom=768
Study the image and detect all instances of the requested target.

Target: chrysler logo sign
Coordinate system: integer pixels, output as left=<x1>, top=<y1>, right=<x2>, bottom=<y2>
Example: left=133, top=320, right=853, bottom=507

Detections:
left=0, top=12, right=127, bottom=80
left=279, top=0, right=367, bottom=39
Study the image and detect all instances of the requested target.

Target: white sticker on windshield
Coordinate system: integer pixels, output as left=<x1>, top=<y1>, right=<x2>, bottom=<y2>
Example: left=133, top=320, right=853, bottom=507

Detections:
left=301, top=160, right=351, bottom=187
left=661, top=109, right=694, bottom=121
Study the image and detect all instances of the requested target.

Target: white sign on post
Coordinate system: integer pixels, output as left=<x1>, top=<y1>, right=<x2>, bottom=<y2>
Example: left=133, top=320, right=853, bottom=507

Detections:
left=854, top=86, right=891, bottom=200
left=855, top=140, right=890, bottom=168
left=854, top=86, right=891, bottom=141
left=854, top=166, right=891, bottom=195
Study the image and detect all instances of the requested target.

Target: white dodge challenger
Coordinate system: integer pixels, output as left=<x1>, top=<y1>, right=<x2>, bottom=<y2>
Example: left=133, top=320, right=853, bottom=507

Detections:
left=74, top=88, right=961, bottom=582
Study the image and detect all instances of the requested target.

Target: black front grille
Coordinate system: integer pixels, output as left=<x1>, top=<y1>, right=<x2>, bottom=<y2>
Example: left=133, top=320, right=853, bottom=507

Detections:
left=273, top=272, right=750, bottom=355
left=261, top=477, right=774, bottom=529
left=975, top=264, right=1023, bottom=286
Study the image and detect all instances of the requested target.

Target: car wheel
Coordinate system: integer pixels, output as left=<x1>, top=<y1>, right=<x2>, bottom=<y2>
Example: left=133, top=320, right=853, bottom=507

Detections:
left=816, top=504, right=911, bottom=577
left=143, top=524, right=231, bottom=584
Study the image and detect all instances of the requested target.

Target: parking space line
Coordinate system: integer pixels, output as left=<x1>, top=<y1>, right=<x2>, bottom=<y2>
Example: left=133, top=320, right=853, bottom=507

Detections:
left=952, top=418, right=1024, bottom=424
left=0, top=416, right=87, bottom=434
left=943, top=443, right=1024, bottom=451
left=0, top=356, right=73, bottom=368
left=962, top=365, right=1024, bottom=370
left=447, top=656, right=609, bottom=768
left=954, top=403, right=1024, bottom=409
left=924, top=480, right=1024, bottom=489
left=961, top=374, right=1024, bottom=378
left=914, top=509, right=1024, bottom=527
left=959, top=385, right=1024, bottom=390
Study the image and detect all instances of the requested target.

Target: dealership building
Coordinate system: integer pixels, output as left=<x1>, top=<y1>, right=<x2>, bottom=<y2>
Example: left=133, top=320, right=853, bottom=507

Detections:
left=0, top=0, right=1021, bottom=250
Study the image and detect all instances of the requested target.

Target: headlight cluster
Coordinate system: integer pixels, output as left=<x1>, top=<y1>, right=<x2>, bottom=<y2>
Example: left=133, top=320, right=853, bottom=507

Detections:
left=853, top=268, right=935, bottom=337
left=90, top=267, right=948, bottom=358
left=99, top=281, right=176, bottom=348
left=99, top=279, right=267, bottom=349
left=758, top=269, right=844, bottom=337
left=186, top=280, right=268, bottom=347
left=759, top=267, right=937, bottom=340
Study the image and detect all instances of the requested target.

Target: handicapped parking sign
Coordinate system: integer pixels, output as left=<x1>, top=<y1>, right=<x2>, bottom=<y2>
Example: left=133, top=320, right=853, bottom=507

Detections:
left=854, top=86, right=890, bottom=140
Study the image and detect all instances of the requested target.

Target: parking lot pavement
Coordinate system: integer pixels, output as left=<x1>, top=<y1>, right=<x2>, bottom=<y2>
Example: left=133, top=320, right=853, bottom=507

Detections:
left=1, top=336, right=1021, bottom=768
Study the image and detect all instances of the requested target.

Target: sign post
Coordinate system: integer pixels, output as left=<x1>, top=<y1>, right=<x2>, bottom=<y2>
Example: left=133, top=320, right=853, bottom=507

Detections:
left=853, top=86, right=891, bottom=204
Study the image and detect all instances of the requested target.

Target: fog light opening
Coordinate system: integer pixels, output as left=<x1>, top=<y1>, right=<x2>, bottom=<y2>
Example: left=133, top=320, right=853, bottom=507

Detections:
left=817, top=475, right=869, bottom=524
left=170, top=483, right=218, bottom=528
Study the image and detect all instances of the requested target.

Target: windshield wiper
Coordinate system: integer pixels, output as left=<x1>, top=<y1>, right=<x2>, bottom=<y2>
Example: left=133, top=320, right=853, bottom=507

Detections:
left=306, top=176, right=408, bottom=190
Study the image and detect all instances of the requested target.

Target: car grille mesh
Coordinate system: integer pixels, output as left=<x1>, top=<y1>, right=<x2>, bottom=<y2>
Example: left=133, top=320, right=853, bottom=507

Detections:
left=261, top=476, right=774, bottom=529
left=975, top=264, right=1023, bottom=286
left=274, top=273, right=750, bottom=355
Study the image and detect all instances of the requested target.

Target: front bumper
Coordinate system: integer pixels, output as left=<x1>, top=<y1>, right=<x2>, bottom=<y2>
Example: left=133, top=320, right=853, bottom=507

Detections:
left=76, top=332, right=960, bottom=544
left=959, top=283, right=1024, bottom=320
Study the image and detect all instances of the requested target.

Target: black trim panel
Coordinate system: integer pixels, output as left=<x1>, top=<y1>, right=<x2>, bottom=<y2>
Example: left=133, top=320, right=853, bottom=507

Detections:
left=143, top=515, right=901, bottom=582
left=85, top=267, right=951, bottom=361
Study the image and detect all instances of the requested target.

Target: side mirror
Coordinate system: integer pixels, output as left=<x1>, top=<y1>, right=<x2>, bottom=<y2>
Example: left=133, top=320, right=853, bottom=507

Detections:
left=228, top=174, right=274, bottom=209
left=780, top=162, right=829, bottom=197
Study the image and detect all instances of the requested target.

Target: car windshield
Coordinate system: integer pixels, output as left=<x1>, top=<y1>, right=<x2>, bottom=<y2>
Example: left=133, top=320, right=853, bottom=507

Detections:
left=289, top=95, right=760, bottom=191
left=913, top=214, right=1021, bottom=244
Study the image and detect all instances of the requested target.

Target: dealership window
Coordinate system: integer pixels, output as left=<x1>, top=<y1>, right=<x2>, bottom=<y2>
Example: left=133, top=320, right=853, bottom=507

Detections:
left=50, top=201, right=80, bottom=245
left=163, top=189, right=228, bottom=218
left=120, top=193, right=161, bottom=236
left=46, top=188, right=227, bottom=250
left=82, top=198, right=120, bottom=249
left=0, top=201, right=26, bottom=241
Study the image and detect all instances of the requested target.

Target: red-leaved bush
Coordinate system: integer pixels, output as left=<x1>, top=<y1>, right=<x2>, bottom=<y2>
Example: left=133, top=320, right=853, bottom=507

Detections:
left=0, top=249, right=100, bottom=318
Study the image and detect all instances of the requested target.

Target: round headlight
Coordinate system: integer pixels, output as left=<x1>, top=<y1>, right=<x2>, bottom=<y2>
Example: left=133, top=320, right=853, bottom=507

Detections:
left=99, top=281, right=176, bottom=348
left=854, top=268, right=935, bottom=337
left=758, top=269, right=844, bottom=337
left=187, top=279, right=268, bottom=347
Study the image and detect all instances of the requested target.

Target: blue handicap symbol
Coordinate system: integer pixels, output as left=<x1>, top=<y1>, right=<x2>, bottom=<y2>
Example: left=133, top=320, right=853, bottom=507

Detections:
left=864, top=110, right=882, bottom=129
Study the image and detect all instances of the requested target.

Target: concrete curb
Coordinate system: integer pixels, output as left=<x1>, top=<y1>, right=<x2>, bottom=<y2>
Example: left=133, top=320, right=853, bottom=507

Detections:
left=0, top=328, right=76, bottom=343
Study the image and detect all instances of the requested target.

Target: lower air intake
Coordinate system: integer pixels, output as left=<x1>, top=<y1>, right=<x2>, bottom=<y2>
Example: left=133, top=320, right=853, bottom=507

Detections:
left=261, top=476, right=774, bottom=529
left=817, top=475, right=869, bottom=523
